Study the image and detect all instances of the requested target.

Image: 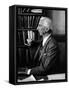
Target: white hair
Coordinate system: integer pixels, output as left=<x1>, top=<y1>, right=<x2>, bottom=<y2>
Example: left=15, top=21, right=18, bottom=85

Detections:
left=39, top=16, right=52, bottom=30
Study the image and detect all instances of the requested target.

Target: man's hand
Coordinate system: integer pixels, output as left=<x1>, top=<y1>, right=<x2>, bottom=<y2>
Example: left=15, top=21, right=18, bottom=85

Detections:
left=27, top=38, right=32, bottom=45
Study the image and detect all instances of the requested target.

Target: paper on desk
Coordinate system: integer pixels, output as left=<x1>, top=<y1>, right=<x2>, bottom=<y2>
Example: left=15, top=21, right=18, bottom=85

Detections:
left=17, top=75, right=36, bottom=82
left=47, top=73, right=65, bottom=80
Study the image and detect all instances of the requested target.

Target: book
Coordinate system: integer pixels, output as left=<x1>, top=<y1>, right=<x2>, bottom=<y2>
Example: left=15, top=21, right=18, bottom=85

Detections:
left=32, top=16, right=35, bottom=28
left=28, top=31, right=35, bottom=41
left=28, top=16, right=30, bottom=28
left=22, top=16, right=24, bottom=28
left=22, top=8, right=26, bottom=13
left=29, top=16, right=32, bottom=28
left=31, top=9, right=42, bottom=13
left=18, top=67, right=28, bottom=74
left=18, top=8, right=21, bottom=14
left=18, top=31, right=23, bottom=43
left=18, top=48, right=22, bottom=67
left=17, top=16, right=22, bottom=29
left=23, top=16, right=28, bottom=28
left=17, top=48, right=27, bottom=67
left=32, top=16, right=40, bottom=28
left=36, top=16, right=40, bottom=27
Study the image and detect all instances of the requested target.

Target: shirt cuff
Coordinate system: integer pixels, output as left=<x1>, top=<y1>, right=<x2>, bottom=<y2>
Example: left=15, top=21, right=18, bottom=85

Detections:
left=27, top=69, right=31, bottom=75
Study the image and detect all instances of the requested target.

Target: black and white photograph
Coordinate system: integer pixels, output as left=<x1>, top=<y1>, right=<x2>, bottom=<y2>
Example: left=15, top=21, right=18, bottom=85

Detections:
left=9, top=5, right=67, bottom=85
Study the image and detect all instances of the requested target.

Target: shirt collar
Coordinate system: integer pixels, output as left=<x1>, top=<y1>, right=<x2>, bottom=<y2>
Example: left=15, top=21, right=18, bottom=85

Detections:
left=42, top=34, right=51, bottom=46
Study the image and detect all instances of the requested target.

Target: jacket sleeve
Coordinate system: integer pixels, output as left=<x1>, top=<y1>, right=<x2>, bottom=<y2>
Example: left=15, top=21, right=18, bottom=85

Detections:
left=42, top=43, right=58, bottom=72
left=30, top=41, right=58, bottom=75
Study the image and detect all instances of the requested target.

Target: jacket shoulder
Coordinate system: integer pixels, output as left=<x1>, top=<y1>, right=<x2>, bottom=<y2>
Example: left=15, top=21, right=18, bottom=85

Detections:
left=46, top=36, right=58, bottom=49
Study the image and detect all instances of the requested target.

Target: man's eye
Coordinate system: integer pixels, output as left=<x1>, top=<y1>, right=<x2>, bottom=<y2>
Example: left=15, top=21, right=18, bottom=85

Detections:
left=45, top=27, right=49, bottom=30
left=38, top=24, right=42, bottom=27
left=46, top=28, right=48, bottom=30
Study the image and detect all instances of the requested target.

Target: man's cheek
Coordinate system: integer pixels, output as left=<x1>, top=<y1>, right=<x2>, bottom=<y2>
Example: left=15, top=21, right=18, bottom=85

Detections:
left=41, top=28, right=46, bottom=34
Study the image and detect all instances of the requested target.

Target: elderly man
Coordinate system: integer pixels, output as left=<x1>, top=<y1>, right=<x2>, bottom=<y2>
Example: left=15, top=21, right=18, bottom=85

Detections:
left=26, top=17, right=59, bottom=79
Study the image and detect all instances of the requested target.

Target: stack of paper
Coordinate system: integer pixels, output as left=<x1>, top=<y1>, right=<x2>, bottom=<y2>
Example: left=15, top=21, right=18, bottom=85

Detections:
left=47, top=73, right=65, bottom=80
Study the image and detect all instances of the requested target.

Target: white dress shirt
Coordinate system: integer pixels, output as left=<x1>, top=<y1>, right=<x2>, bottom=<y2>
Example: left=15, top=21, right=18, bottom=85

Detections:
left=42, top=34, right=51, bottom=46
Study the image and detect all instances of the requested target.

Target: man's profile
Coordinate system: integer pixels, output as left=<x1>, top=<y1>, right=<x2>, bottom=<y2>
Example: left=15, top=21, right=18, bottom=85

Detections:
left=26, top=17, right=59, bottom=79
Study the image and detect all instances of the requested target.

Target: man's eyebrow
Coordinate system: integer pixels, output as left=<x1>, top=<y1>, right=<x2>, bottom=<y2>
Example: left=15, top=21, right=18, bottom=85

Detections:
left=38, top=24, right=42, bottom=26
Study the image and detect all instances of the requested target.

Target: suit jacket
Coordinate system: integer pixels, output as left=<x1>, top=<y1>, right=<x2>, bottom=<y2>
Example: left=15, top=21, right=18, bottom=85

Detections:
left=30, top=34, right=59, bottom=77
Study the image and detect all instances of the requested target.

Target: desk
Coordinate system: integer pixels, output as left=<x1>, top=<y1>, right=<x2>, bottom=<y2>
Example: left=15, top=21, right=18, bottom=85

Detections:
left=17, top=73, right=65, bottom=82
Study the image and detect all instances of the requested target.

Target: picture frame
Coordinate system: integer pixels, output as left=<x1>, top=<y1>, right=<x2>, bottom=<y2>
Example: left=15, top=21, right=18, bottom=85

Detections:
left=9, top=5, right=67, bottom=85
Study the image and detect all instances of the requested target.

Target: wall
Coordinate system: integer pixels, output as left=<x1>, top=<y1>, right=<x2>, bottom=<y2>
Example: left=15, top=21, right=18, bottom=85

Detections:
left=51, top=10, right=66, bottom=73
left=52, top=10, right=65, bottom=35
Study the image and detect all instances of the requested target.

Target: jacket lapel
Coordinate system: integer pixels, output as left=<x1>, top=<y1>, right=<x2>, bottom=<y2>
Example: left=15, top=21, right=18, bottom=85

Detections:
left=33, top=39, right=42, bottom=60
left=39, top=35, right=52, bottom=61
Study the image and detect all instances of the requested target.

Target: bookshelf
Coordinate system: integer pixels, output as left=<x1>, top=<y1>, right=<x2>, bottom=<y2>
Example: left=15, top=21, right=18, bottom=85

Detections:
left=16, top=7, right=44, bottom=83
left=16, top=7, right=43, bottom=69
left=9, top=5, right=45, bottom=84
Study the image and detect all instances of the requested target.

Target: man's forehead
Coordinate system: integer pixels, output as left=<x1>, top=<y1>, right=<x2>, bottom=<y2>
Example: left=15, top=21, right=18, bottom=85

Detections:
left=39, top=21, right=48, bottom=27
left=39, top=17, right=51, bottom=26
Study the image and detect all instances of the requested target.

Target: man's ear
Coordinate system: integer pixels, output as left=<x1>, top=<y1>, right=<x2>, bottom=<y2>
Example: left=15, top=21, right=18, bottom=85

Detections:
left=45, top=27, right=49, bottom=32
